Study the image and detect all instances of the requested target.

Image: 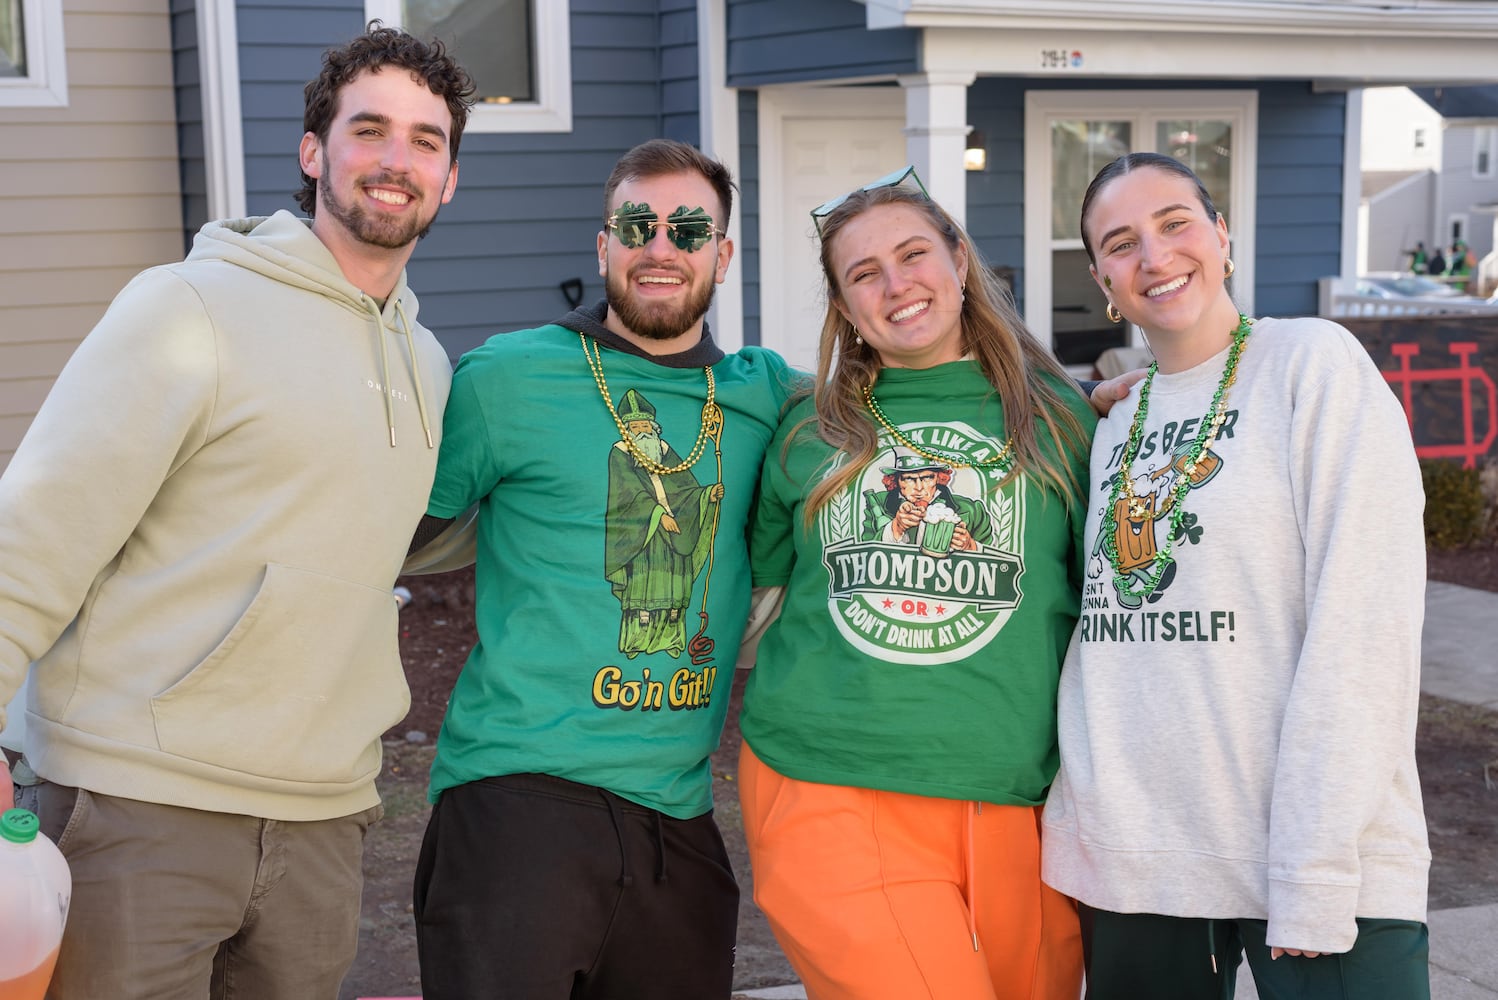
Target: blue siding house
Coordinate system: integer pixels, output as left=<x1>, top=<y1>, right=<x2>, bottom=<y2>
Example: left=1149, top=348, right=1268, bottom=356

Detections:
left=64, top=1, right=1498, bottom=377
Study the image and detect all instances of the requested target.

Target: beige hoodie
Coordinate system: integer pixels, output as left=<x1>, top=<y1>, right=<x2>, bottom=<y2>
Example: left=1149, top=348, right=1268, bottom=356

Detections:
left=0, top=211, right=451, bottom=821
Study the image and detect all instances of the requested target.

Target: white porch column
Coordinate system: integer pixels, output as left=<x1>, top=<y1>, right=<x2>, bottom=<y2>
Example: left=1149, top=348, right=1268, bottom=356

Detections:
left=898, top=72, right=975, bottom=226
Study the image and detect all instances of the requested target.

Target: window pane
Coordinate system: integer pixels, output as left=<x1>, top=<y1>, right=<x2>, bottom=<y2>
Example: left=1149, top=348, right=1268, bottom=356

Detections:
left=1475, top=127, right=1494, bottom=177
left=1050, top=120, right=1132, bottom=241
left=1156, top=119, right=1233, bottom=227
left=0, top=1, right=26, bottom=78
left=1051, top=119, right=1133, bottom=367
left=403, top=0, right=533, bottom=104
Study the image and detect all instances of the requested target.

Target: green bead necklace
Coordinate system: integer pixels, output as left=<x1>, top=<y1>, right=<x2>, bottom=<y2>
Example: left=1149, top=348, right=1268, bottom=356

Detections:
left=1101, top=314, right=1252, bottom=601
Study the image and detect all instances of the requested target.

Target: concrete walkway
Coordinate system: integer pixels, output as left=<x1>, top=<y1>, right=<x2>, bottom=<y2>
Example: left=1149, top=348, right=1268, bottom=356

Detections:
left=737, top=582, right=1498, bottom=1000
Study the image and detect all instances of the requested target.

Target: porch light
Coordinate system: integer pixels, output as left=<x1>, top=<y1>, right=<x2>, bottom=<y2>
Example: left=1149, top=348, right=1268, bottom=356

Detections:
left=965, top=130, right=987, bottom=172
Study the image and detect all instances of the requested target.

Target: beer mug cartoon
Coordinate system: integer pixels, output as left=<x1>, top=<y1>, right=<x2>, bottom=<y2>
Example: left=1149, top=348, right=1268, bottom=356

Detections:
left=919, top=502, right=961, bottom=558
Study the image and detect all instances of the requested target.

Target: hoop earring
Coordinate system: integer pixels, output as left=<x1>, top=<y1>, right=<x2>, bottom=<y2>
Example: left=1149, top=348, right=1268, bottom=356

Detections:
left=1224, top=258, right=1235, bottom=278
left=1106, top=303, right=1123, bottom=324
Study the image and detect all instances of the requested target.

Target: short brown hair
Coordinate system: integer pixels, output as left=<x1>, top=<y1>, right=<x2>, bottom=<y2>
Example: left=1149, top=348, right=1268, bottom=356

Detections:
left=602, top=139, right=736, bottom=230
left=296, top=22, right=475, bottom=216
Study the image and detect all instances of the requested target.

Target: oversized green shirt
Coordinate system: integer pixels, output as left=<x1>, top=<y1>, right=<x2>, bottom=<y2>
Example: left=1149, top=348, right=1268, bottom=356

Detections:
left=742, top=361, right=1095, bottom=805
left=426, top=309, right=795, bottom=817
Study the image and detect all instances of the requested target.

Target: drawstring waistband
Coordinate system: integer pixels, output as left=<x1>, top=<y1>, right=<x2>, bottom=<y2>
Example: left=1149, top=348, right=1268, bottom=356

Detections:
left=602, top=790, right=634, bottom=887
left=599, top=787, right=668, bottom=888
left=653, top=810, right=669, bottom=883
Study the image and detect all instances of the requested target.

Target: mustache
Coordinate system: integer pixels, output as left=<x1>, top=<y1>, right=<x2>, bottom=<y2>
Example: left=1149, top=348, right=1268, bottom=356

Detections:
left=359, top=173, right=419, bottom=199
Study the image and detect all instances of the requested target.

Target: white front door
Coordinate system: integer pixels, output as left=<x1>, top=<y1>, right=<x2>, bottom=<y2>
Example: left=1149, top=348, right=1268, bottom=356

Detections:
left=758, top=87, right=907, bottom=375
left=1024, top=91, right=1258, bottom=372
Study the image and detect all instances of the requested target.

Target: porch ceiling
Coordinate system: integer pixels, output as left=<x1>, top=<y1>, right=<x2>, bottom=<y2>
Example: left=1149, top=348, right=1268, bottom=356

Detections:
left=855, top=1, right=1498, bottom=86
left=860, top=0, right=1498, bottom=35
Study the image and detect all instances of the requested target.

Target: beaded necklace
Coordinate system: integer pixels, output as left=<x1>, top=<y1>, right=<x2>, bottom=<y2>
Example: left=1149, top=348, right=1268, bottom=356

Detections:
left=861, top=380, right=1015, bottom=473
left=582, top=333, right=715, bottom=476
left=1101, top=314, right=1252, bottom=600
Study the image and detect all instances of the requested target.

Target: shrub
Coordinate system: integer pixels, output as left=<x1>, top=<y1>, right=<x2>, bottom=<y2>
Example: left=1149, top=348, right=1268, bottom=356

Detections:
left=1422, top=459, right=1487, bottom=550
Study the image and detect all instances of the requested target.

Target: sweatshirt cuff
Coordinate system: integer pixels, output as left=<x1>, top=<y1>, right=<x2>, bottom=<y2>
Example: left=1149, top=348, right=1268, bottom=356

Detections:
left=1267, top=878, right=1360, bottom=953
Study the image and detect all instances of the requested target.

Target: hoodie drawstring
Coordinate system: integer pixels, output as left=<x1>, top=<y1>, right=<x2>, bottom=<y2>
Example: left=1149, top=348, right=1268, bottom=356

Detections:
left=367, top=298, right=398, bottom=447
left=964, top=800, right=980, bottom=951
left=394, top=299, right=435, bottom=448
left=1207, top=918, right=1218, bottom=974
left=368, top=297, right=436, bottom=449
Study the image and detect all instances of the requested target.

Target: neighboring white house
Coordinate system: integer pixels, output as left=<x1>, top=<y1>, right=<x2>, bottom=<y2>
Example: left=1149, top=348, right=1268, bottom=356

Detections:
left=1361, top=85, right=1498, bottom=292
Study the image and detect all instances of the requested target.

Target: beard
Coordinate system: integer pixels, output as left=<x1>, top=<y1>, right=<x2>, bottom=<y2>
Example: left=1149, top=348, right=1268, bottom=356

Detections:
left=318, top=170, right=441, bottom=250
left=628, top=428, right=665, bottom=465
left=605, top=262, right=716, bottom=341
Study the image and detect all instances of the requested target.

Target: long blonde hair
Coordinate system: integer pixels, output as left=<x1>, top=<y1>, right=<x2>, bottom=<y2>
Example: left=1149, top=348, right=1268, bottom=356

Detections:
left=795, top=184, right=1090, bottom=522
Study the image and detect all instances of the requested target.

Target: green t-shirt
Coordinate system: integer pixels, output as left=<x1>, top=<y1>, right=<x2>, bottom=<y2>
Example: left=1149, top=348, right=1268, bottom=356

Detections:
left=427, top=320, right=795, bottom=818
left=741, top=361, right=1095, bottom=805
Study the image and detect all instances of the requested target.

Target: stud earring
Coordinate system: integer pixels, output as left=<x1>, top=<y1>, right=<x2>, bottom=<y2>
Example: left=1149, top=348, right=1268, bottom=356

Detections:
left=1224, top=258, right=1235, bottom=278
left=1104, top=275, right=1112, bottom=289
left=1106, top=303, right=1123, bottom=324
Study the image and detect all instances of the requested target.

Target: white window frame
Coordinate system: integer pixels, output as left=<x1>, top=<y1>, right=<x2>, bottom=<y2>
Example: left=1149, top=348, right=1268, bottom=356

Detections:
left=365, top=0, right=571, bottom=133
left=1474, top=125, right=1495, bottom=180
left=0, top=0, right=67, bottom=108
left=1023, top=90, right=1258, bottom=352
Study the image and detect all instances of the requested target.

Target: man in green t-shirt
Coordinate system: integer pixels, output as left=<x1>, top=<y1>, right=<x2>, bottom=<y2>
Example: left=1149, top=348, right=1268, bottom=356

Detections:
left=409, top=139, right=795, bottom=1000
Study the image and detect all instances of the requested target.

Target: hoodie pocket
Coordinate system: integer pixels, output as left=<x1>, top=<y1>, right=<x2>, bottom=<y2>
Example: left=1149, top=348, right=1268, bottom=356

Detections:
left=150, top=562, right=408, bottom=785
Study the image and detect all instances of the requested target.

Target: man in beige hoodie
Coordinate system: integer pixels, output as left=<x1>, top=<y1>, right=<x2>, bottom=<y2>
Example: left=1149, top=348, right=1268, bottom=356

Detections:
left=0, top=25, right=469, bottom=1000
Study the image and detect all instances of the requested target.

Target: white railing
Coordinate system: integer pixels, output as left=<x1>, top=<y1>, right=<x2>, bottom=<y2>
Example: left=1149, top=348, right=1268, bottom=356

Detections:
left=1318, top=278, right=1498, bottom=318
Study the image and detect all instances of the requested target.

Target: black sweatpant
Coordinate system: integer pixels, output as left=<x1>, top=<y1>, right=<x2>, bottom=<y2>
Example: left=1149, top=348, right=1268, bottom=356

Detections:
left=1079, top=904, right=1430, bottom=1000
left=414, top=773, right=739, bottom=1000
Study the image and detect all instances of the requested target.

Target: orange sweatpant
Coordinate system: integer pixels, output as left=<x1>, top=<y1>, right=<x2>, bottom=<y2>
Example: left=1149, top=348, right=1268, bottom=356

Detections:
left=738, top=742, right=1082, bottom=1000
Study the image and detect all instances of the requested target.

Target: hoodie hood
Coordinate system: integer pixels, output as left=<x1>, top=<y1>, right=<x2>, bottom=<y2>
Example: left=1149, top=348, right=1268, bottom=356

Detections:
left=189, top=211, right=435, bottom=447
left=559, top=299, right=726, bottom=369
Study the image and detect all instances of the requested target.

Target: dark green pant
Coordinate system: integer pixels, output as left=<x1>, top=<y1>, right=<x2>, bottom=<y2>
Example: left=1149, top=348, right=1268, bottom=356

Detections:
left=1079, top=905, right=1430, bottom=1000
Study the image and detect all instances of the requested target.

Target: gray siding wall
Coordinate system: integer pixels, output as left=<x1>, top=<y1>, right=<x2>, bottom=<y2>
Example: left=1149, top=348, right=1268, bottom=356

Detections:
left=965, top=78, right=1347, bottom=322
left=738, top=89, right=760, bottom=346
left=660, top=0, right=698, bottom=143
left=1366, top=174, right=1436, bottom=272
left=725, top=0, right=916, bottom=87
left=230, top=1, right=696, bottom=359
left=237, top=1, right=360, bottom=220
left=1440, top=124, right=1498, bottom=261
left=171, top=0, right=207, bottom=252
left=1257, top=83, right=1347, bottom=316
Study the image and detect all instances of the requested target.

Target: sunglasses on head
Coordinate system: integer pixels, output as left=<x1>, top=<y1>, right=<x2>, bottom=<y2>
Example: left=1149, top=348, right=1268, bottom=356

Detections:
left=810, top=166, right=930, bottom=237
left=606, top=202, right=725, bottom=253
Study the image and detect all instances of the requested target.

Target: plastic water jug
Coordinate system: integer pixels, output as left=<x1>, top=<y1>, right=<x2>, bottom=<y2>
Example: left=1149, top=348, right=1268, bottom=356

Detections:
left=0, top=808, right=71, bottom=999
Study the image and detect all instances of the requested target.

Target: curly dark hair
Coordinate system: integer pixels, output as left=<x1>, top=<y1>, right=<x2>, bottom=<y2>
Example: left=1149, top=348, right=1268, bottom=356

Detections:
left=295, top=21, right=475, bottom=216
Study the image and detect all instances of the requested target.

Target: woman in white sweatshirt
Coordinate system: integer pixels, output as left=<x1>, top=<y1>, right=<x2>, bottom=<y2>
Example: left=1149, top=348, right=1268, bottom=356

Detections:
left=1041, top=152, right=1431, bottom=1000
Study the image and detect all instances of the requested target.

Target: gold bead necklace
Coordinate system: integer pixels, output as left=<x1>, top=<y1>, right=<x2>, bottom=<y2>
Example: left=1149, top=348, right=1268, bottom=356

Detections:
left=582, top=333, right=715, bottom=476
left=861, top=381, right=1015, bottom=472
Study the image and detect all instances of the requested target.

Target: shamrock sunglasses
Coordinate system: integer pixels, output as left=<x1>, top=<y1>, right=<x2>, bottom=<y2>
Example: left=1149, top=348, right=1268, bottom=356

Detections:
left=809, top=165, right=929, bottom=237
left=605, top=201, right=725, bottom=253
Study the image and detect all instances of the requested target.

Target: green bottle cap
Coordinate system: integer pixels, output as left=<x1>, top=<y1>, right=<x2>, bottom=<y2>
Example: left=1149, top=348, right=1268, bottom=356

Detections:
left=1, top=807, right=40, bottom=844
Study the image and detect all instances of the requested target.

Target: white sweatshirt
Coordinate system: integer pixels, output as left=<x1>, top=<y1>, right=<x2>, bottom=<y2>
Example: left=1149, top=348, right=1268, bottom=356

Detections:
left=1042, top=316, right=1430, bottom=954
